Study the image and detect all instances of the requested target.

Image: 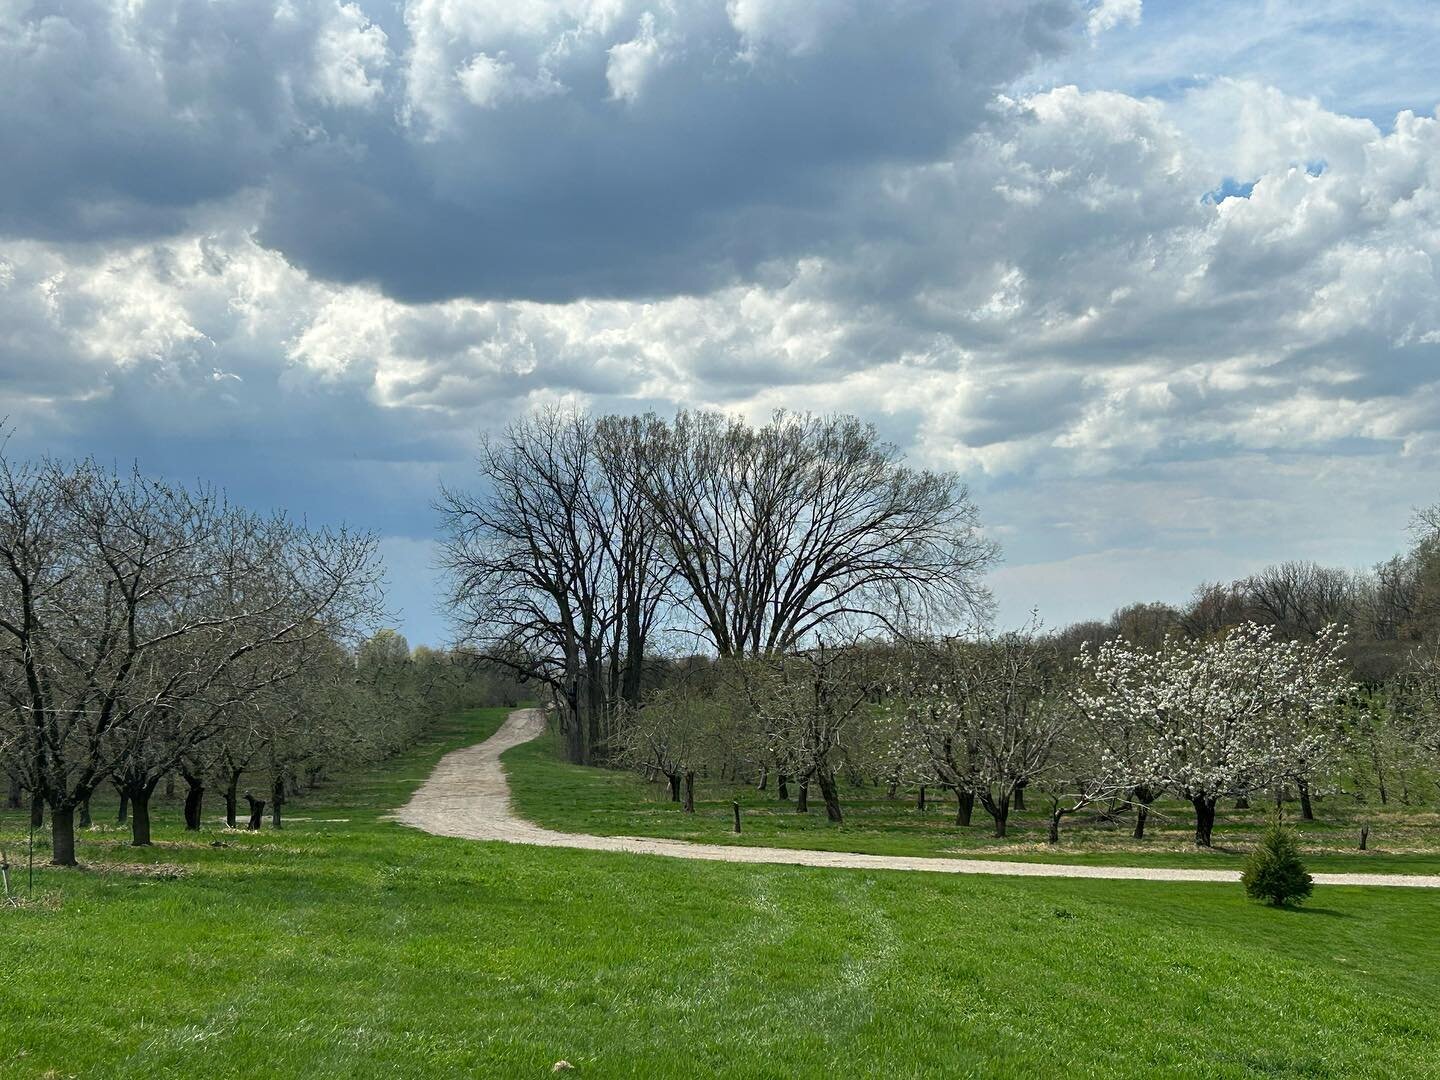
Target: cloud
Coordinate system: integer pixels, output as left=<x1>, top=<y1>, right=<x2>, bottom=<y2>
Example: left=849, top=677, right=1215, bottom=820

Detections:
left=5, top=3, right=1440, bottom=639
left=0, top=0, right=1080, bottom=301
left=1086, top=0, right=1140, bottom=40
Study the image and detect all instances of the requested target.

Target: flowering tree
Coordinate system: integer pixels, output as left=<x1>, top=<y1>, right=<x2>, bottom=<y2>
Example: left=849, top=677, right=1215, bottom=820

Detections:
left=883, top=632, right=1072, bottom=838
left=739, top=644, right=878, bottom=822
left=879, top=642, right=981, bottom=825
left=1077, top=623, right=1352, bottom=846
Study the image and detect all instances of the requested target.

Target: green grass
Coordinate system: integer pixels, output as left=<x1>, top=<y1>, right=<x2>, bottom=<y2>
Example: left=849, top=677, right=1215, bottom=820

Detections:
left=505, top=727, right=1440, bottom=874
left=3, top=709, right=1439, bottom=1078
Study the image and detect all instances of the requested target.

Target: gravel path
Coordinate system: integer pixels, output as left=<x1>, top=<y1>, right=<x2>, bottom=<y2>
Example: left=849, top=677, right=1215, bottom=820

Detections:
left=391, top=708, right=1440, bottom=888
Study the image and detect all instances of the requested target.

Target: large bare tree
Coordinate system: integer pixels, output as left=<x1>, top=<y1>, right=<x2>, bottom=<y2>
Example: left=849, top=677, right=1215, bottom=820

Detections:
left=437, top=409, right=671, bottom=764
left=635, top=410, right=998, bottom=656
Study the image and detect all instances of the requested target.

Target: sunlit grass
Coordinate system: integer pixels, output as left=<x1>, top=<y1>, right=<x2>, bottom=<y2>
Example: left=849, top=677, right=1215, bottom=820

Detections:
left=1, top=709, right=1437, bottom=1078
left=505, top=726, right=1440, bottom=874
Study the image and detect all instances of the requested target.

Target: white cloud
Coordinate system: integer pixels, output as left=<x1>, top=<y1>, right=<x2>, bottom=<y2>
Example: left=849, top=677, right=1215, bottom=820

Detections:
left=1086, top=0, right=1141, bottom=40
left=312, top=2, right=391, bottom=107
left=606, top=12, right=667, bottom=102
left=7, top=1, right=1440, bottom=636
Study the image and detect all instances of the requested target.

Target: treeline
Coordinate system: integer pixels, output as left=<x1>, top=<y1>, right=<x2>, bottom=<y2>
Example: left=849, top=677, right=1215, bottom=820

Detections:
left=0, top=451, right=510, bottom=865
left=1054, top=543, right=1440, bottom=683
left=443, top=405, right=1440, bottom=846
left=618, top=624, right=1405, bottom=847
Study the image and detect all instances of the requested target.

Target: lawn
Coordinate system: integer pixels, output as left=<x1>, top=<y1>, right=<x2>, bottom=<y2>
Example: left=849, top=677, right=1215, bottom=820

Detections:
left=2, top=708, right=1438, bottom=1078
left=504, top=726, right=1440, bottom=875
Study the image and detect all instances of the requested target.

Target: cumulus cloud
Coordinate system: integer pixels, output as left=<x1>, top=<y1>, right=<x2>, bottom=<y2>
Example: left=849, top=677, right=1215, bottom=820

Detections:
left=4, top=1, right=1440, bottom=637
left=0, top=0, right=1079, bottom=299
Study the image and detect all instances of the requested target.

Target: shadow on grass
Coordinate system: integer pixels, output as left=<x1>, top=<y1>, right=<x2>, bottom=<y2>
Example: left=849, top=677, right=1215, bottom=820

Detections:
left=1283, top=905, right=1352, bottom=919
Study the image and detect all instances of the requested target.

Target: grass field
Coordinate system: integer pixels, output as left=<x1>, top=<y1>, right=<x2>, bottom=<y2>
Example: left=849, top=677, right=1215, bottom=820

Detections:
left=504, top=726, right=1440, bottom=875
left=3, top=709, right=1439, bottom=1078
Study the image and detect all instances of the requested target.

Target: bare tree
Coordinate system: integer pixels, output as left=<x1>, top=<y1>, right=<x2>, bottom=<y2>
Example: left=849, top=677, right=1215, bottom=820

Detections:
left=739, top=643, right=878, bottom=823
left=1240, top=561, right=1360, bottom=640
left=635, top=410, right=997, bottom=657
left=437, top=409, right=670, bottom=764
left=0, top=452, right=382, bottom=862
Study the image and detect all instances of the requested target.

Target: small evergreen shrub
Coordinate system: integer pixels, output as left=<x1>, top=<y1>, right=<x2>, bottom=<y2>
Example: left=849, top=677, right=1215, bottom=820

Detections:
left=1242, top=826, right=1314, bottom=907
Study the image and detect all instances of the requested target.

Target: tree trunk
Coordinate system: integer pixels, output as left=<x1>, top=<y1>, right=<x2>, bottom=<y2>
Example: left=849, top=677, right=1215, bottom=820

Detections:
left=981, top=793, right=1011, bottom=838
left=756, top=766, right=768, bottom=793
left=271, top=776, right=285, bottom=830
left=244, top=792, right=265, bottom=830
left=129, top=784, right=156, bottom=847
left=4, top=775, right=20, bottom=810
left=116, top=784, right=129, bottom=824
left=796, top=781, right=809, bottom=814
left=78, top=796, right=92, bottom=829
left=667, top=772, right=681, bottom=802
left=1013, top=781, right=1026, bottom=811
left=1192, top=795, right=1218, bottom=847
left=816, top=768, right=843, bottom=823
left=885, top=775, right=898, bottom=800
left=183, top=774, right=205, bottom=831
left=682, top=771, right=695, bottom=813
left=225, top=770, right=241, bottom=828
left=165, top=773, right=176, bottom=800
left=1047, top=811, right=1062, bottom=844
left=50, top=802, right=77, bottom=867
left=916, top=785, right=927, bottom=811
left=1297, top=779, right=1314, bottom=821
left=955, top=788, right=974, bottom=827
left=30, top=793, right=44, bottom=829
left=1132, top=786, right=1153, bottom=840
left=1234, top=796, right=1250, bottom=810
left=777, top=773, right=789, bottom=801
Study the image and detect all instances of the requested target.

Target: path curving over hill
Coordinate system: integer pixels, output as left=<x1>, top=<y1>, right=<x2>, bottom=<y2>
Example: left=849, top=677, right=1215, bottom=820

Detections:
left=392, top=709, right=1440, bottom=888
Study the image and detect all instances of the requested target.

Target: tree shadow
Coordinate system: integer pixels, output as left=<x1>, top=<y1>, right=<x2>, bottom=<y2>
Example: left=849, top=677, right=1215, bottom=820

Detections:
left=1288, top=905, right=1351, bottom=919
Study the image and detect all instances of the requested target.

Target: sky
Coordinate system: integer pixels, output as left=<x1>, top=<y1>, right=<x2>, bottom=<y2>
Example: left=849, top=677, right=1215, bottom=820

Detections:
left=4, top=0, right=1440, bottom=646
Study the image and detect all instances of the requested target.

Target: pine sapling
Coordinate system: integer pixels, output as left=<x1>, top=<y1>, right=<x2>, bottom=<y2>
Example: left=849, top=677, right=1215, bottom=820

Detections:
left=1241, top=825, right=1313, bottom=907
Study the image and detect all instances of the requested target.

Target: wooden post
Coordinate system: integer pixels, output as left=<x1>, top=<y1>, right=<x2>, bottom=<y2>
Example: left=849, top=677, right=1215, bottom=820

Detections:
left=0, top=845, right=10, bottom=899
left=732, top=801, right=742, bottom=834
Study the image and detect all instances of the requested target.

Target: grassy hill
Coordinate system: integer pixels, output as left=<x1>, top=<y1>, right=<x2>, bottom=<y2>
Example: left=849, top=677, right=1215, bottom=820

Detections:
left=2, top=708, right=1437, bottom=1078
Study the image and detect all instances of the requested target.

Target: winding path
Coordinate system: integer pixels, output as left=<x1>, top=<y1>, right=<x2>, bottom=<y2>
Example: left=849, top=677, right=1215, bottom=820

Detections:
left=392, top=708, right=1440, bottom=887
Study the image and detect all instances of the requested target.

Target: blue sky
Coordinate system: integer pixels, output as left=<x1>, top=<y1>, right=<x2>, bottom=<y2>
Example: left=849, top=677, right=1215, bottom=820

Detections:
left=4, top=0, right=1440, bottom=646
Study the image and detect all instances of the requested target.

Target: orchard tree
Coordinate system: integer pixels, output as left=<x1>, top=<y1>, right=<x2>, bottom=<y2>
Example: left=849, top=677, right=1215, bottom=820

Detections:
left=617, top=680, right=726, bottom=811
left=884, top=631, right=1069, bottom=837
left=739, top=643, right=878, bottom=822
left=1078, top=624, right=1351, bottom=846
left=0, top=451, right=382, bottom=862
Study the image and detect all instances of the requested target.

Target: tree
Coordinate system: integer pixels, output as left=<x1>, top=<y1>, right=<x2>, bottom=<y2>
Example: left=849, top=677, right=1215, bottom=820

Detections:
left=437, top=409, right=669, bottom=764
left=739, top=643, right=878, bottom=823
left=0, top=451, right=383, bottom=862
left=1240, top=562, right=1360, bottom=641
left=1242, top=826, right=1314, bottom=907
left=886, top=631, right=1070, bottom=838
left=1077, top=624, right=1351, bottom=847
left=635, top=410, right=997, bottom=657
left=617, top=679, right=725, bottom=811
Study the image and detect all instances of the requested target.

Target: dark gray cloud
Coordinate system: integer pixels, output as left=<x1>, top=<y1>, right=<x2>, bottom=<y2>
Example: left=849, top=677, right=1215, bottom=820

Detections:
left=2, top=0, right=1079, bottom=299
